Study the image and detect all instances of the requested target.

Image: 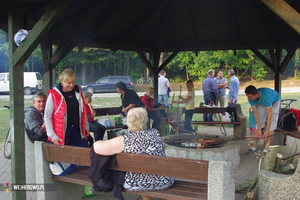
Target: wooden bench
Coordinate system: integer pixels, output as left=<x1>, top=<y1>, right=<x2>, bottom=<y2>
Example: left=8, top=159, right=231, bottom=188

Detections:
left=41, top=142, right=235, bottom=200
left=275, top=128, right=300, bottom=140
left=171, top=104, right=246, bottom=138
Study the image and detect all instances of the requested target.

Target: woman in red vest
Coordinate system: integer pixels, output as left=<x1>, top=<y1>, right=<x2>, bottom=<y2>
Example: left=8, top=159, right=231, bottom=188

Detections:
left=44, top=68, right=89, bottom=147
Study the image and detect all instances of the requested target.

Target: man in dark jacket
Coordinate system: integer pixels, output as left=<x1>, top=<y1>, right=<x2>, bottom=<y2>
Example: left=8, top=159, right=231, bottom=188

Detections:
left=24, top=91, right=48, bottom=142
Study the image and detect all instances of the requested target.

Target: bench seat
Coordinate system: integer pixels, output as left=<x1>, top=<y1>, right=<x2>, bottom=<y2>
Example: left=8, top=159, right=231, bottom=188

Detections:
left=275, top=127, right=300, bottom=140
left=53, top=167, right=207, bottom=200
left=42, top=143, right=235, bottom=200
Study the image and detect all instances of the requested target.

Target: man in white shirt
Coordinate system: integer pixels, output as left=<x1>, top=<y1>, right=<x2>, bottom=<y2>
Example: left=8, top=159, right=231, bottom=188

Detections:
left=158, top=70, right=170, bottom=107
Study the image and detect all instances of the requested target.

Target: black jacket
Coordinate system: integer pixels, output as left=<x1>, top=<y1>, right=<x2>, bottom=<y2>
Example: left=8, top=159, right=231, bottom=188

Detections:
left=89, top=148, right=125, bottom=199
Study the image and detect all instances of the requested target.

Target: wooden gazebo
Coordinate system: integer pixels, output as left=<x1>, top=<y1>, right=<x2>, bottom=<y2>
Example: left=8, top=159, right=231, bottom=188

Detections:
left=1, top=0, right=300, bottom=199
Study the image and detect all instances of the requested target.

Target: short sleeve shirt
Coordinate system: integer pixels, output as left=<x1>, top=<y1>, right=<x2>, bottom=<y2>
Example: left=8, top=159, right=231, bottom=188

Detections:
left=248, top=88, right=280, bottom=108
left=121, top=89, right=145, bottom=108
left=158, top=76, right=170, bottom=95
left=185, top=90, right=195, bottom=110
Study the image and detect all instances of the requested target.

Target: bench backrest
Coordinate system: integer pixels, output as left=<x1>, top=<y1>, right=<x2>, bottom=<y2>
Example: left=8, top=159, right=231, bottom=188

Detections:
left=94, top=107, right=122, bottom=116
left=42, top=143, right=208, bottom=181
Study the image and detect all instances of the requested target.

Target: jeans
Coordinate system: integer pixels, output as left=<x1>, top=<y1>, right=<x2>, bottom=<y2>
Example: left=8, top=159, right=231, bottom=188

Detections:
left=158, top=94, right=169, bottom=107
left=148, top=103, right=168, bottom=128
left=184, top=109, right=195, bottom=131
left=89, top=121, right=106, bottom=141
left=228, top=100, right=237, bottom=107
left=65, top=124, right=87, bottom=147
left=203, top=92, right=216, bottom=121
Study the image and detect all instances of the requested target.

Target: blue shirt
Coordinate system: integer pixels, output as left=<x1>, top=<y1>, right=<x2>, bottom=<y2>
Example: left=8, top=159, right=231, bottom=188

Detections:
left=248, top=88, right=280, bottom=108
left=202, top=76, right=218, bottom=95
left=228, top=75, right=240, bottom=101
left=214, top=77, right=227, bottom=97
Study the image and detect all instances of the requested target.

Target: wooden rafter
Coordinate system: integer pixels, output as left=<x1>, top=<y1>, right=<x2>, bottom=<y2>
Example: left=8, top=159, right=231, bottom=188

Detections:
left=126, top=0, right=169, bottom=42
left=158, top=50, right=180, bottom=72
left=13, top=0, right=71, bottom=67
left=136, top=48, right=154, bottom=73
left=280, top=44, right=299, bottom=73
left=51, top=42, right=75, bottom=70
left=249, top=46, right=274, bottom=71
left=261, top=0, right=300, bottom=35
left=183, top=0, right=196, bottom=43
left=92, top=0, right=127, bottom=37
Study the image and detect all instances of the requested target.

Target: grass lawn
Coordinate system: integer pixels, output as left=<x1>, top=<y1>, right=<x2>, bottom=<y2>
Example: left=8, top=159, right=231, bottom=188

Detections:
left=0, top=92, right=299, bottom=143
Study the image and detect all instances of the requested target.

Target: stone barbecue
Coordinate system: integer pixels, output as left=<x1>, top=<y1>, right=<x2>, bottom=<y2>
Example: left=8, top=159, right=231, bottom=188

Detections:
left=163, top=134, right=240, bottom=170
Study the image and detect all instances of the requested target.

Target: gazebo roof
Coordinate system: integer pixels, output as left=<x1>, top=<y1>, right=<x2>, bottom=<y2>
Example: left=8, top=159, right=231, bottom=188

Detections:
left=1, top=0, right=300, bottom=52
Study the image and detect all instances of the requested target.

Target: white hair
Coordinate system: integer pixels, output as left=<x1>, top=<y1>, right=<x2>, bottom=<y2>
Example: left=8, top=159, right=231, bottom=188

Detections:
left=127, top=107, right=148, bottom=132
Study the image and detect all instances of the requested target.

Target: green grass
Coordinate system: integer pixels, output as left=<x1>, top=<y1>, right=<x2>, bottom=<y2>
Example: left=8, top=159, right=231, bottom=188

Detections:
left=0, top=93, right=299, bottom=142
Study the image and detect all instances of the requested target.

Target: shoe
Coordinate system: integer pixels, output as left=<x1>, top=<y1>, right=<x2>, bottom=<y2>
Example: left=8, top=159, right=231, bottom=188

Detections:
left=245, top=148, right=255, bottom=155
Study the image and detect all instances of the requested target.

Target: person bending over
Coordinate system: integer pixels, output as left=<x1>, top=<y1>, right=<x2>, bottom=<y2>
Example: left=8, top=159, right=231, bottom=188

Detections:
left=245, top=85, right=280, bottom=155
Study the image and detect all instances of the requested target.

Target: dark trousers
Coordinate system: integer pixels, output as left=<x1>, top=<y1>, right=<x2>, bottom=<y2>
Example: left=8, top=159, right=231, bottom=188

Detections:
left=203, top=92, right=216, bottom=121
left=89, top=121, right=106, bottom=141
left=65, top=124, right=87, bottom=147
left=148, top=103, right=168, bottom=128
left=184, top=109, right=195, bottom=131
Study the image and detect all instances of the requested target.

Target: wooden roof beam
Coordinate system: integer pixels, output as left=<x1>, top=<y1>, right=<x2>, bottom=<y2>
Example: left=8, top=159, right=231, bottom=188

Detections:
left=280, top=43, right=299, bottom=73
left=92, top=0, right=127, bottom=37
left=249, top=46, right=275, bottom=71
left=126, top=0, right=170, bottom=42
left=183, top=0, right=196, bottom=43
left=158, top=50, right=180, bottom=72
left=13, top=0, right=71, bottom=67
left=51, top=42, right=75, bottom=70
left=261, top=0, right=300, bottom=35
left=136, top=48, right=154, bottom=74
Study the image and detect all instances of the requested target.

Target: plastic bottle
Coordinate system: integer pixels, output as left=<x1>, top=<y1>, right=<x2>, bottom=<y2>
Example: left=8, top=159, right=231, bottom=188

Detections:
left=194, top=124, right=198, bottom=134
left=231, top=112, right=234, bottom=122
left=85, top=185, right=93, bottom=198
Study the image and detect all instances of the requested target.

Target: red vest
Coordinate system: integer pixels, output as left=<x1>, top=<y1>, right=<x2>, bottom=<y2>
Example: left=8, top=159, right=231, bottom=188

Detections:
left=48, top=87, right=87, bottom=145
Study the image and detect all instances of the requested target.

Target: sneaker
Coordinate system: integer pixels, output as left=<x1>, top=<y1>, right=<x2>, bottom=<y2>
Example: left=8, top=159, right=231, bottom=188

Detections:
left=245, top=148, right=256, bottom=155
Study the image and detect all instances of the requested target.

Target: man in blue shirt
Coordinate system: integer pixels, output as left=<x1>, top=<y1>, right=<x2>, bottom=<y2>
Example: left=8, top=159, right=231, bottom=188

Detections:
left=228, top=69, right=240, bottom=107
left=245, top=85, right=280, bottom=155
left=214, top=69, right=227, bottom=107
left=202, top=69, right=218, bottom=121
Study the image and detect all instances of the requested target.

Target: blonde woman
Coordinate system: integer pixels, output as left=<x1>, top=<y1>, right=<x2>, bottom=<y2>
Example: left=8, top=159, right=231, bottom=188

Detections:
left=44, top=68, right=89, bottom=147
left=93, top=107, right=174, bottom=200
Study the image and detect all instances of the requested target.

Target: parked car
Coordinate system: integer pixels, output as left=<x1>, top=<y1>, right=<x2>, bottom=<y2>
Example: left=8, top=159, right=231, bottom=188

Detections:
left=81, top=76, right=134, bottom=94
left=0, top=72, right=43, bottom=95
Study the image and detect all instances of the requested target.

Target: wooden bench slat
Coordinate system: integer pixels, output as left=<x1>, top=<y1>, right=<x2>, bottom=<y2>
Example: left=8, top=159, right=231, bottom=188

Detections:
left=43, top=143, right=209, bottom=200
left=172, top=121, right=240, bottom=125
left=43, top=144, right=209, bottom=181
left=275, top=128, right=300, bottom=139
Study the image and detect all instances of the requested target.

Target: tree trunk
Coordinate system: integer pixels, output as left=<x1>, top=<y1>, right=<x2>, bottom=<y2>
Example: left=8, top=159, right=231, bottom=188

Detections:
left=91, top=63, right=95, bottom=81
left=294, top=65, right=298, bottom=78
left=82, top=64, right=86, bottom=84
left=279, top=163, right=294, bottom=174
left=126, top=51, right=130, bottom=76
left=273, top=153, right=283, bottom=173
left=261, top=145, right=280, bottom=172
left=185, top=65, right=189, bottom=80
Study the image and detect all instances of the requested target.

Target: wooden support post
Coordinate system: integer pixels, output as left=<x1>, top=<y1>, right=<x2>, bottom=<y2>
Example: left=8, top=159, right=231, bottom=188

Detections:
left=41, top=38, right=53, bottom=92
left=8, top=3, right=26, bottom=199
left=13, top=0, right=71, bottom=67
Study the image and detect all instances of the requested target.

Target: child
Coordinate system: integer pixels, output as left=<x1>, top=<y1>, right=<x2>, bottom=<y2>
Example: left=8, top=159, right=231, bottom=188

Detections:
left=171, top=80, right=195, bottom=133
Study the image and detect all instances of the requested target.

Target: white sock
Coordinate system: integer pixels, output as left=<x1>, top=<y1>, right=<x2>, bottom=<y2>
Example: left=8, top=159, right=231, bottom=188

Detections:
left=263, top=150, right=268, bottom=153
left=251, top=147, right=256, bottom=151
